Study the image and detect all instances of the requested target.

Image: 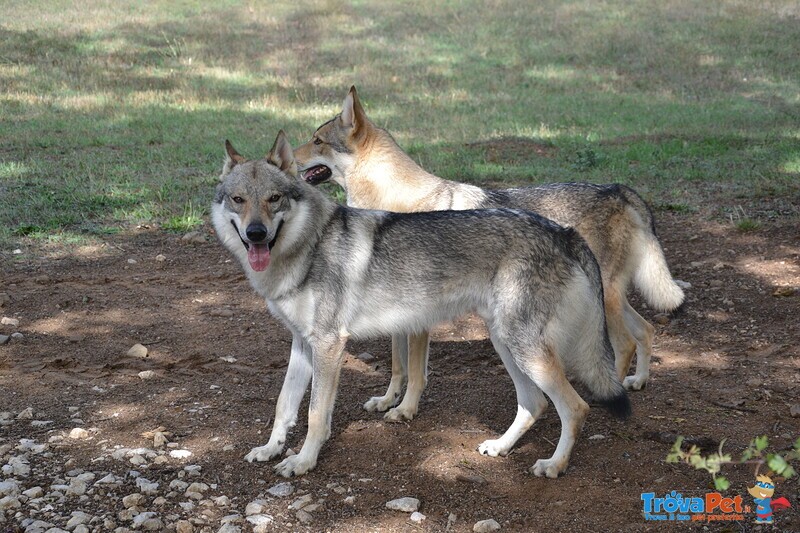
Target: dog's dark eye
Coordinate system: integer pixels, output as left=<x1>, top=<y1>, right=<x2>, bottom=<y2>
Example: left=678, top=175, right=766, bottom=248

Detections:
left=231, top=196, right=245, bottom=204
left=268, top=194, right=282, bottom=203
left=313, top=137, right=323, bottom=146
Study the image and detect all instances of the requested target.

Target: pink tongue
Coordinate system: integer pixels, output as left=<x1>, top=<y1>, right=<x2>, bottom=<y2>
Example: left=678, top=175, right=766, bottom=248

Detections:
left=247, top=243, right=271, bottom=271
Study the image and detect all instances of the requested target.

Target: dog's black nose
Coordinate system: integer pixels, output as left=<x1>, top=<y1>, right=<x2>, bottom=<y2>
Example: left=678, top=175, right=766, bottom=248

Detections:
left=246, top=223, right=268, bottom=242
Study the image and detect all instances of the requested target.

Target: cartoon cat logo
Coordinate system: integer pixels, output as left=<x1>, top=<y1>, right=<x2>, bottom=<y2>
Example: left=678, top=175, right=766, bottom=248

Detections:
left=747, top=474, right=791, bottom=524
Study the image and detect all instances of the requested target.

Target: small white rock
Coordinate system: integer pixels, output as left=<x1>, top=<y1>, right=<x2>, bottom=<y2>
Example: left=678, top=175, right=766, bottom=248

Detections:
left=169, top=479, right=189, bottom=491
left=16, top=407, right=34, bottom=419
left=66, top=511, right=92, bottom=528
left=137, top=370, right=155, bottom=380
left=132, top=512, right=157, bottom=528
left=1, top=317, right=19, bottom=327
left=245, top=501, right=265, bottom=516
left=588, top=434, right=606, bottom=440
left=213, top=495, right=230, bottom=506
left=122, top=492, right=145, bottom=508
left=0, top=495, right=21, bottom=510
left=290, top=494, right=313, bottom=510
left=473, top=518, right=501, bottom=532
left=136, top=478, right=159, bottom=495
left=217, top=524, right=241, bottom=533
left=10, top=332, right=23, bottom=340
left=127, top=343, right=148, bottom=358
left=385, top=497, right=420, bottom=512
left=296, top=510, right=313, bottom=524
left=155, top=254, right=166, bottom=262
left=23, top=486, right=43, bottom=499
left=245, top=514, right=274, bottom=527
left=0, top=480, right=19, bottom=496
left=69, top=427, right=90, bottom=440
left=185, top=482, right=208, bottom=494
left=266, top=481, right=294, bottom=497
left=410, top=512, right=426, bottom=523
left=169, top=449, right=192, bottom=459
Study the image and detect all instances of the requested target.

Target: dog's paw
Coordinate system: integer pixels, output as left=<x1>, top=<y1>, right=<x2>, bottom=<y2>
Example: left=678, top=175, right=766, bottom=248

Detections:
left=244, top=443, right=282, bottom=463
left=477, top=439, right=509, bottom=458
left=384, top=405, right=416, bottom=422
left=530, top=458, right=567, bottom=479
left=623, top=374, right=648, bottom=391
left=363, top=394, right=399, bottom=413
left=273, top=454, right=316, bottom=478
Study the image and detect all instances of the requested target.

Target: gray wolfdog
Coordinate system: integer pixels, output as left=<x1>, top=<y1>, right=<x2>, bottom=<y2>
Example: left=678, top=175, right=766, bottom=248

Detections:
left=293, top=87, right=684, bottom=426
left=212, top=131, right=630, bottom=478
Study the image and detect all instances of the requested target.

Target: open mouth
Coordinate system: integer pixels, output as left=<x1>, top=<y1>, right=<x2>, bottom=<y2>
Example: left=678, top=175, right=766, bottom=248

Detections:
left=301, top=165, right=332, bottom=185
left=230, top=220, right=284, bottom=272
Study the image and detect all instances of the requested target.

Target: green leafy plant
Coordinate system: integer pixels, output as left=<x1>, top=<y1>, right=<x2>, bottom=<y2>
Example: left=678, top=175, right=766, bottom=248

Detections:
left=667, top=435, right=800, bottom=491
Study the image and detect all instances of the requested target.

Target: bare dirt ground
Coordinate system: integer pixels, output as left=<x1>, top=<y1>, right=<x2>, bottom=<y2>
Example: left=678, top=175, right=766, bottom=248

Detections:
left=1, top=197, right=799, bottom=532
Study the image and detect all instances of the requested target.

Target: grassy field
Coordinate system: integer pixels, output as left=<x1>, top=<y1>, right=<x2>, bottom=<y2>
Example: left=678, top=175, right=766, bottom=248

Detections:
left=1, top=0, right=798, bottom=249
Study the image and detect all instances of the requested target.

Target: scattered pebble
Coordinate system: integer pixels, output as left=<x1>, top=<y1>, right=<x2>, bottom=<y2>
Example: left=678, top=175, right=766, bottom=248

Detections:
left=588, top=434, right=606, bottom=440
left=69, top=427, right=90, bottom=440
left=0, top=335, right=9, bottom=346
left=176, top=520, right=194, bottom=533
left=1, top=317, right=19, bottom=327
left=155, top=254, right=166, bottom=262
left=357, top=352, right=376, bottom=362
left=410, top=511, right=426, bottom=523
left=127, top=258, right=138, bottom=264
left=127, top=343, right=148, bottom=358
left=673, top=279, right=691, bottom=290
left=266, top=482, right=294, bottom=497
left=10, top=332, right=23, bottom=340
left=15, top=407, right=33, bottom=420
left=290, top=494, right=314, bottom=510
left=138, top=370, right=156, bottom=380
left=296, top=509, right=313, bottom=524
left=473, top=518, right=501, bottom=532
left=169, top=449, right=192, bottom=459
left=385, top=497, right=420, bottom=512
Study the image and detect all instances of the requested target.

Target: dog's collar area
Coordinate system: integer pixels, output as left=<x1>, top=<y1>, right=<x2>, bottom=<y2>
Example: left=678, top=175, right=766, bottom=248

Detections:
left=269, top=220, right=284, bottom=250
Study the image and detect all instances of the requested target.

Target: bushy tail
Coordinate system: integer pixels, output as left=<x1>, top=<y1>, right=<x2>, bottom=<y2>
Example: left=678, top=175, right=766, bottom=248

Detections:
left=558, top=237, right=631, bottom=420
left=633, top=232, right=685, bottom=312
left=618, top=186, right=685, bottom=312
left=586, top=331, right=632, bottom=420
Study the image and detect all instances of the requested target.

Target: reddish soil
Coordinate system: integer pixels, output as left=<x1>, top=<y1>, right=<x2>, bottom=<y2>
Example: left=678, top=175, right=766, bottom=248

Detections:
left=1, top=200, right=799, bottom=532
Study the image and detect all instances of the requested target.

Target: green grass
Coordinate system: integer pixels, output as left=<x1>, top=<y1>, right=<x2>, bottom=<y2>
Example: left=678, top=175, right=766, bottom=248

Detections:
left=1, top=0, right=799, bottom=248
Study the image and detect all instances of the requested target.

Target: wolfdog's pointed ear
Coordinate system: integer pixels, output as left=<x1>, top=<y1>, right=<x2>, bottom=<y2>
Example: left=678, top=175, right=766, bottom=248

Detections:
left=340, top=85, right=367, bottom=133
left=267, top=130, right=298, bottom=176
left=221, top=140, right=246, bottom=180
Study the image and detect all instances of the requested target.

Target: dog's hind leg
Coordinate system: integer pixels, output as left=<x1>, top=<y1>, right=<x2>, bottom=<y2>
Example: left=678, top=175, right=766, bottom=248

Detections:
left=246, top=333, right=312, bottom=463
left=477, top=331, right=548, bottom=457
left=385, top=331, right=430, bottom=422
left=274, top=334, right=348, bottom=477
left=604, top=286, right=637, bottom=384
left=518, top=343, right=590, bottom=479
left=621, top=298, right=655, bottom=391
left=364, top=333, right=408, bottom=412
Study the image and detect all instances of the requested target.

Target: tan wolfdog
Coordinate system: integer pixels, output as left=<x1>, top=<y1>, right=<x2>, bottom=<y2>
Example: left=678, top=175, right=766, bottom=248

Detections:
left=294, top=87, right=683, bottom=428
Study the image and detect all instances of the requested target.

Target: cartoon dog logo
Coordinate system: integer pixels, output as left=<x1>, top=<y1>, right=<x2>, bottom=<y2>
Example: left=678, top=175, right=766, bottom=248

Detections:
left=747, top=474, right=791, bottom=524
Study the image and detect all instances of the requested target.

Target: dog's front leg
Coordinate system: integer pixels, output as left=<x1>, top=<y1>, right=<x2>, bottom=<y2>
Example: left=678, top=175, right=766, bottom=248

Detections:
left=274, top=334, right=347, bottom=477
left=245, top=333, right=311, bottom=463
